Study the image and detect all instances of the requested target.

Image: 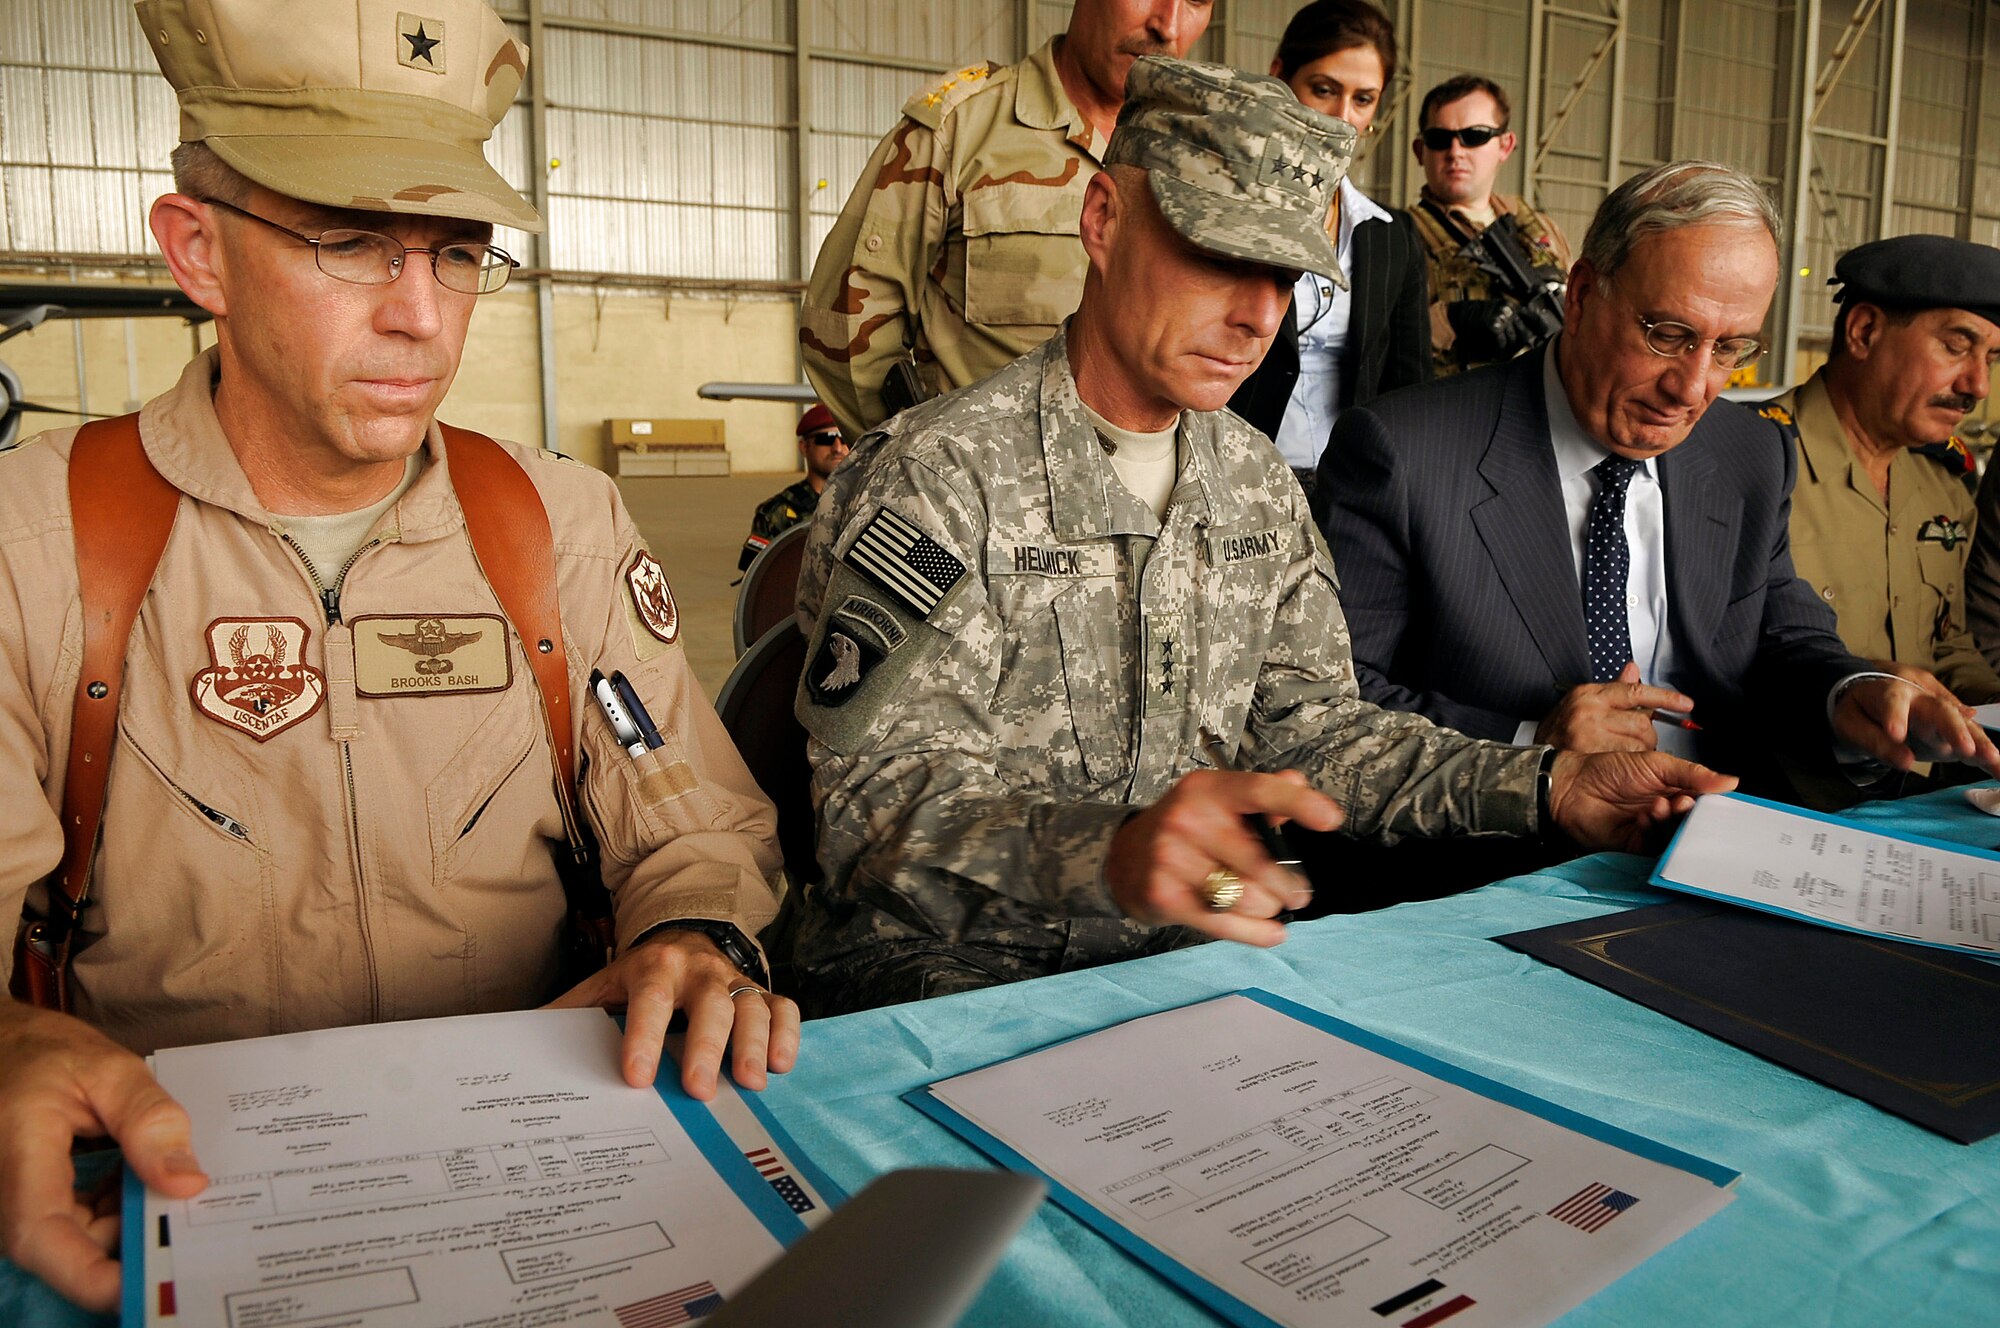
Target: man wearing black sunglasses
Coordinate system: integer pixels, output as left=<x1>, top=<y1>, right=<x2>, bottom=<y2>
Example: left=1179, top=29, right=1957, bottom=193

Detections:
left=740, top=404, right=852, bottom=571
left=1409, top=75, right=1573, bottom=377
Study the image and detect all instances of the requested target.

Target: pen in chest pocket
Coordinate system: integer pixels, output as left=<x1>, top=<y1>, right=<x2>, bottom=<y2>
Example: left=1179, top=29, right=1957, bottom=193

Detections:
left=590, top=669, right=653, bottom=758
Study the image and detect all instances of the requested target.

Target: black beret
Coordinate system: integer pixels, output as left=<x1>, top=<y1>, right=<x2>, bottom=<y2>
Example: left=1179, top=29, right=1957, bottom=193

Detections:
left=1831, top=235, right=2000, bottom=327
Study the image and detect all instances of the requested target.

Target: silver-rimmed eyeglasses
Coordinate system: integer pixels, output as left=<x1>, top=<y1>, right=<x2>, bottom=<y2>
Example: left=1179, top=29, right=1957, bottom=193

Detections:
left=201, top=198, right=518, bottom=295
left=1632, top=312, right=1766, bottom=371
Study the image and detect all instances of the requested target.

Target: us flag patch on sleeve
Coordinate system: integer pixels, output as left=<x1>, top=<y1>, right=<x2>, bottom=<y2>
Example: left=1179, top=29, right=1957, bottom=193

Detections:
left=842, top=506, right=965, bottom=619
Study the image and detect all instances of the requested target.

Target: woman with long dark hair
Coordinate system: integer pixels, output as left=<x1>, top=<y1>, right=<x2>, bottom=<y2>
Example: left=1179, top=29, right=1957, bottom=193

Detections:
left=1229, top=0, right=1431, bottom=502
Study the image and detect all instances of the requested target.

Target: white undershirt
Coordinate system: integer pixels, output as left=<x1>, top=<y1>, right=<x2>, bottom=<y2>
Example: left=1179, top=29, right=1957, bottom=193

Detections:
left=1271, top=179, right=1391, bottom=470
left=1083, top=400, right=1179, bottom=521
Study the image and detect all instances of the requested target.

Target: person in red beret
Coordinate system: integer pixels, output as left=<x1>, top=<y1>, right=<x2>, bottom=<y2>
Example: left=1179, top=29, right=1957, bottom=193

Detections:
left=740, top=404, right=851, bottom=570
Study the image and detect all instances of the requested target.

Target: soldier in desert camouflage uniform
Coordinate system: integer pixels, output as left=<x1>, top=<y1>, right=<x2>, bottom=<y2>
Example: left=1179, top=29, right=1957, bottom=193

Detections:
left=788, top=57, right=1736, bottom=1015
left=798, top=0, right=1215, bottom=441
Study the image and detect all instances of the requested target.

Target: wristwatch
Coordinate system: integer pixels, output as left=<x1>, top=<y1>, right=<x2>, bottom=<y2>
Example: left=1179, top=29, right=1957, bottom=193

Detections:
left=1535, top=747, right=1561, bottom=843
left=639, top=919, right=769, bottom=989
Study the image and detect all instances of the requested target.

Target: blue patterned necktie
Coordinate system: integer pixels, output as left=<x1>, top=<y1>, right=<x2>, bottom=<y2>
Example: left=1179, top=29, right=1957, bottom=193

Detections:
left=1582, top=455, right=1643, bottom=683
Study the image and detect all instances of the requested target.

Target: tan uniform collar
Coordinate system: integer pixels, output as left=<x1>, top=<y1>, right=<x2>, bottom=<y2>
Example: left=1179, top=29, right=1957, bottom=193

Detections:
left=1792, top=367, right=1908, bottom=513
left=140, top=347, right=466, bottom=543
left=1021, top=37, right=1099, bottom=157
left=1037, top=327, right=1239, bottom=541
left=1789, top=370, right=1848, bottom=486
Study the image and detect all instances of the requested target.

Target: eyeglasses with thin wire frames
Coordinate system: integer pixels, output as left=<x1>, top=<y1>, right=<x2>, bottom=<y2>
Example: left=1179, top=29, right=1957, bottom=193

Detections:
left=1603, top=275, right=1766, bottom=371
left=201, top=197, right=519, bottom=295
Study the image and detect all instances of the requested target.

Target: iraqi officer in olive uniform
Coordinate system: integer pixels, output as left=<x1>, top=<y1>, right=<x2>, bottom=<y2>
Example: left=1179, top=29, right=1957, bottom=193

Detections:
left=798, top=0, right=1214, bottom=442
left=1780, top=235, right=2000, bottom=703
left=789, top=57, right=1735, bottom=1016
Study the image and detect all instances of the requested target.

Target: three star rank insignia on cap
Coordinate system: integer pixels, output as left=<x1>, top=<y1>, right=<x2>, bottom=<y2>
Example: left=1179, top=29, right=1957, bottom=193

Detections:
left=397, top=13, right=446, bottom=73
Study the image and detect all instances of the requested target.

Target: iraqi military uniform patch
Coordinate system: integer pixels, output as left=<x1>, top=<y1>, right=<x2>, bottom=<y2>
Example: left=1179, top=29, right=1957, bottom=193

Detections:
left=352, top=614, right=511, bottom=696
left=627, top=550, right=680, bottom=644
left=1915, top=436, right=1977, bottom=478
left=189, top=618, right=326, bottom=741
left=1917, top=514, right=1970, bottom=550
left=842, top=507, right=965, bottom=619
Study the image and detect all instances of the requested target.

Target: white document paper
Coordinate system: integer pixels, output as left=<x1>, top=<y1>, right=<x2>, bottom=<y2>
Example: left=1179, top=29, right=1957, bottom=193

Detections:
left=1653, top=793, right=2000, bottom=955
left=138, top=1008, right=790, bottom=1328
left=1972, top=704, right=2000, bottom=732
left=691, top=1044, right=836, bottom=1230
left=922, top=992, right=1733, bottom=1328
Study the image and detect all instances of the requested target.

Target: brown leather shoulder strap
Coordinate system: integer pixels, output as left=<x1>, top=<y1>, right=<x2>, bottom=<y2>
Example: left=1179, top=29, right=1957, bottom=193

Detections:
left=58, top=414, right=180, bottom=920
left=438, top=424, right=585, bottom=855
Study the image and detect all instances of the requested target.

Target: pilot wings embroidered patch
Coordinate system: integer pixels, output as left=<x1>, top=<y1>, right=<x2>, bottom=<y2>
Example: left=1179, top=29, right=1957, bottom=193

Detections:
left=351, top=614, right=511, bottom=696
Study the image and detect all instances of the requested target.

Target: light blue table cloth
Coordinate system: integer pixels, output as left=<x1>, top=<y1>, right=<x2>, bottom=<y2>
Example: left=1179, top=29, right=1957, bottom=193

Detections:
left=11, top=785, right=2000, bottom=1325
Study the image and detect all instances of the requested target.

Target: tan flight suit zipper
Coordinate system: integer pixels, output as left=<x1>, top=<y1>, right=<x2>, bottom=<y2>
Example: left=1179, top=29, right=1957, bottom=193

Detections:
left=280, top=531, right=385, bottom=1020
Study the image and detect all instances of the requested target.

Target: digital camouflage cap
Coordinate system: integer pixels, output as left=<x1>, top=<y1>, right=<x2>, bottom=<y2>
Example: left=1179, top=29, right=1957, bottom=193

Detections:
left=1106, top=56, right=1355, bottom=285
left=137, top=0, right=542, bottom=232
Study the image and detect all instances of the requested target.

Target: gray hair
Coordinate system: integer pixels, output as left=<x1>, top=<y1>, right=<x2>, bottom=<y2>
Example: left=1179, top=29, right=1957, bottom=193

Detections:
left=169, top=141, right=251, bottom=205
left=1579, top=160, right=1782, bottom=279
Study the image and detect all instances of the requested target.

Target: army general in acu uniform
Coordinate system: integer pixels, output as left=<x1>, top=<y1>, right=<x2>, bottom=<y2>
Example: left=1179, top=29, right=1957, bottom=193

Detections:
left=799, top=0, right=1215, bottom=441
left=0, top=0, right=793, bottom=1311
left=1778, top=235, right=2000, bottom=706
left=790, top=57, right=1735, bottom=1016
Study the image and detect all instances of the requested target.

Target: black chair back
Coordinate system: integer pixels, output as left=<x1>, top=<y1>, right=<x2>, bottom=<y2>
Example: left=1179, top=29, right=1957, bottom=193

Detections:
left=714, top=616, right=817, bottom=891
left=733, top=522, right=810, bottom=656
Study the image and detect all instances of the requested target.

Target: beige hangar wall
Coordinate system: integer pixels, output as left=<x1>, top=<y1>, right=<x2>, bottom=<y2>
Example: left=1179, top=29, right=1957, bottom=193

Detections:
left=5, top=0, right=1998, bottom=458
left=1, top=284, right=802, bottom=475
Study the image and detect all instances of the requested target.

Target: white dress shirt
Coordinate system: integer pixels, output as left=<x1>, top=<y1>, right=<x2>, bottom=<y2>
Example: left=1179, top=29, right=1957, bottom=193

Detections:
left=1272, top=178, right=1391, bottom=471
left=1513, top=338, right=1697, bottom=757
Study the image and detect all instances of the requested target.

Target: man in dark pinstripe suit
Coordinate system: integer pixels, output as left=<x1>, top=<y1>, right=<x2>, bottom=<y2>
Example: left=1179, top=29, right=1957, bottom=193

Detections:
left=1317, top=162, right=1998, bottom=802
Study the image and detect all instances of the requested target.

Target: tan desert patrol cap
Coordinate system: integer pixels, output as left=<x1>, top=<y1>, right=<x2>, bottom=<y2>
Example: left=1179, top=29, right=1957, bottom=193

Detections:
left=1107, top=57, right=1354, bottom=286
left=136, top=0, right=543, bottom=232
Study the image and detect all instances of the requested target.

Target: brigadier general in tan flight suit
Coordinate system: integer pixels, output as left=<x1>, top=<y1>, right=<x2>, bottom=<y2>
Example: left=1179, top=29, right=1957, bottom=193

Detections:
left=798, top=0, right=1215, bottom=441
left=1778, top=235, right=2000, bottom=709
left=0, top=0, right=795, bottom=1312
left=790, top=57, right=1736, bottom=1016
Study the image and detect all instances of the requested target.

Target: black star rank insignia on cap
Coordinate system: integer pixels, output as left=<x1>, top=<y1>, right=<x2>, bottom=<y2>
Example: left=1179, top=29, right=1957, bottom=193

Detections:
left=397, top=13, right=446, bottom=73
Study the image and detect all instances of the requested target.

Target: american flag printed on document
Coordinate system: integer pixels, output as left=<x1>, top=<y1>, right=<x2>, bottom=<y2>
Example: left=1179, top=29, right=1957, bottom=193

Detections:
left=1547, top=1182, right=1640, bottom=1233
left=613, top=1279, right=725, bottom=1328
left=745, top=1145, right=818, bottom=1214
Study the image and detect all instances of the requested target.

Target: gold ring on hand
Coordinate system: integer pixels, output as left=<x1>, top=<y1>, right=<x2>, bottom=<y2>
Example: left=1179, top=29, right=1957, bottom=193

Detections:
left=727, top=984, right=765, bottom=999
left=1201, top=867, right=1244, bottom=912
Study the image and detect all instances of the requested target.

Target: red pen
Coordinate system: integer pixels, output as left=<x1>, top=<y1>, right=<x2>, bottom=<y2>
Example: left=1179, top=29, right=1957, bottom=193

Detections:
left=1650, top=708, right=1702, bottom=732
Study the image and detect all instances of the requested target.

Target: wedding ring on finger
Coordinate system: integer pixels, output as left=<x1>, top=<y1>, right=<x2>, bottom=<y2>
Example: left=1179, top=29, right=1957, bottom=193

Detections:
left=727, top=984, right=765, bottom=999
left=1201, top=867, right=1245, bottom=912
